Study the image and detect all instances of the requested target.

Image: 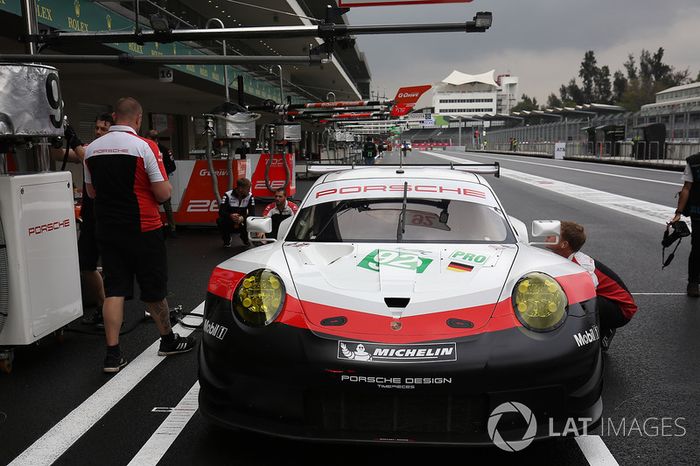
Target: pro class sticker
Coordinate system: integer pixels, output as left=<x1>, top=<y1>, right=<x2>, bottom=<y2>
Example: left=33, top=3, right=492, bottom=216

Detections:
left=338, top=341, right=457, bottom=363
left=357, top=249, right=433, bottom=273
left=449, top=250, right=490, bottom=266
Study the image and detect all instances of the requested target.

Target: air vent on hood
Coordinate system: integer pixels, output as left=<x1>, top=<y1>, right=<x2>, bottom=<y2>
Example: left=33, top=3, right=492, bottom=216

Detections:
left=384, top=297, right=410, bottom=308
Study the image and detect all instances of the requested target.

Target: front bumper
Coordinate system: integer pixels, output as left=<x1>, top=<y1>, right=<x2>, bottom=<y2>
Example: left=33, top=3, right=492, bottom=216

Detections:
left=198, top=293, right=603, bottom=445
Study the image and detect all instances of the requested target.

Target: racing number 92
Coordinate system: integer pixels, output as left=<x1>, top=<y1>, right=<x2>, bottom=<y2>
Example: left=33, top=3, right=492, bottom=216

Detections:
left=45, top=72, right=63, bottom=128
left=358, top=249, right=433, bottom=274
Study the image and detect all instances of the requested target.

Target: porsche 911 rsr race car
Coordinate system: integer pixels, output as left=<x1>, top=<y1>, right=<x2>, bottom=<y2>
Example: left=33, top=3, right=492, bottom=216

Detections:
left=198, top=164, right=602, bottom=445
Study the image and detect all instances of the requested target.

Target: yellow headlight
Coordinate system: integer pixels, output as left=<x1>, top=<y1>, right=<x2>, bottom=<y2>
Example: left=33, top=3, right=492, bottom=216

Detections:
left=512, top=272, right=568, bottom=331
left=232, top=269, right=286, bottom=327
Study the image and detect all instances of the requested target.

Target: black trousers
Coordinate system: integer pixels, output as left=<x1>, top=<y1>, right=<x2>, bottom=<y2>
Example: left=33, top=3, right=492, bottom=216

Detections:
left=689, top=217, right=700, bottom=284
left=598, top=296, right=630, bottom=334
left=217, top=216, right=247, bottom=244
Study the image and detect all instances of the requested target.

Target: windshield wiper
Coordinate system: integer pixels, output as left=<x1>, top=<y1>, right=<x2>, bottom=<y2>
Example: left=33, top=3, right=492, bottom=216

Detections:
left=396, top=181, right=408, bottom=242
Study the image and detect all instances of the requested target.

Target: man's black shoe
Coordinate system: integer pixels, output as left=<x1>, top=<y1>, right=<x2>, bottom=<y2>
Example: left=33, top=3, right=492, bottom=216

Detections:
left=103, top=353, right=128, bottom=373
left=158, top=333, right=196, bottom=356
left=82, top=307, right=103, bottom=327
left=687, top=283, right=700, bottom=297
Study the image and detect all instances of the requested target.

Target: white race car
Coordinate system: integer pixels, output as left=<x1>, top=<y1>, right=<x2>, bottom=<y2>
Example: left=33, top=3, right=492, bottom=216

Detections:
left=199, top=163, right=601, bottom=445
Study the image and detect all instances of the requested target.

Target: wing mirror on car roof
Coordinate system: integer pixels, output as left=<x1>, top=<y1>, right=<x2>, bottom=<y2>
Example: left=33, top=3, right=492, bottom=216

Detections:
left=530, top=220, right=560, bottom=246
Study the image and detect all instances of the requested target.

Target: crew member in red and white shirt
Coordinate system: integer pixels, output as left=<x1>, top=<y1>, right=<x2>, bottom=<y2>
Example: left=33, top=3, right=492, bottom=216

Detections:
left=547, top=221, right=638, bottom=351
left=84, top=97, right=195, bottom=373
left=262, top=188, right=298, bottom=239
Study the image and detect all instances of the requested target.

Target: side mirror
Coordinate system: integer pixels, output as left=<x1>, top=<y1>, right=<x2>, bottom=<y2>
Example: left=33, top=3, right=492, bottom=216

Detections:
left=277, top=216, right=294, bottom=241
left=530, top=220, right=560, bottom=246
left=246, top=216, right=275, bottom=244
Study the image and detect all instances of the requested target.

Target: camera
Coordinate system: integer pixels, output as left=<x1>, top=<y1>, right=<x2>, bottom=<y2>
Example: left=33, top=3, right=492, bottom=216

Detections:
left=662, top=220, right=690, bottom=247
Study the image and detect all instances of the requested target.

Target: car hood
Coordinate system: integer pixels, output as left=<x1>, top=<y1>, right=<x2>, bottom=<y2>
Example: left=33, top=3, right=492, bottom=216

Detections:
left=282, top=242, right=517, bottom=339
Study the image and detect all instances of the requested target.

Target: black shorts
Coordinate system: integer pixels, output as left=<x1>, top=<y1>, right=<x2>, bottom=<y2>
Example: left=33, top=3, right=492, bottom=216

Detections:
left=99, top=228, right=167, bottom=302
left=78, top=222, right=100, bottom=271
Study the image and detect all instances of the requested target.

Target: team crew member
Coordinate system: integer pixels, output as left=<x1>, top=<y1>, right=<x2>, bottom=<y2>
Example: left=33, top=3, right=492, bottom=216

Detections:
left=78, top=114, right=113, bottom=326
left=670, top=152, right=700, bottom=297
left=84, top=97, right=195, bottom=373
left=362, top=137, right=378, bottom=165
left=547, top=221, right=638, bottom=351
left=218, top=177, right=255, bottom=247
left=146, top=129, right=177, bottom=238
left=51, top=114, right=113, bottom=327
left=261, top=188, right=298, bottom=238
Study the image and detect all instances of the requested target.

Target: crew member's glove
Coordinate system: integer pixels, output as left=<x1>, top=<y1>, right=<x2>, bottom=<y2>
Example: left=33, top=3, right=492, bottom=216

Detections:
left=64, top=124, right=83, bottom=150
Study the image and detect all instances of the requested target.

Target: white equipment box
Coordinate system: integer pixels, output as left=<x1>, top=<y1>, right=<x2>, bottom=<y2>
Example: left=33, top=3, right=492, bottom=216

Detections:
left=0, top=172, right=82, bottom=345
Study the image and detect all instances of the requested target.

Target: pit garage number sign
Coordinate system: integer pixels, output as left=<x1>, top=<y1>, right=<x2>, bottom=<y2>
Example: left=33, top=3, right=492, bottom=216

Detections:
left=339, top=0, right=472, bottom=6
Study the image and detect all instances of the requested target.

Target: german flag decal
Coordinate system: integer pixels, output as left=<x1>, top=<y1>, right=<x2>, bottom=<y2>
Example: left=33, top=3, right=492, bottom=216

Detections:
left=447, top=262, right=473, bottom=272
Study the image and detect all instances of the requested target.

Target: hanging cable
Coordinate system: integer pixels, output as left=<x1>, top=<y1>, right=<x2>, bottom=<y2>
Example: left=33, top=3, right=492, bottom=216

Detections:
left=222, top=0, right=321, bottom=23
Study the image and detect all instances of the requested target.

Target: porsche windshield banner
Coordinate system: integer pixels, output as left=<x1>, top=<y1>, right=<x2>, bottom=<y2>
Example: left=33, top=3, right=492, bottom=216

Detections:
left=307, top=178, right=497, bottom=207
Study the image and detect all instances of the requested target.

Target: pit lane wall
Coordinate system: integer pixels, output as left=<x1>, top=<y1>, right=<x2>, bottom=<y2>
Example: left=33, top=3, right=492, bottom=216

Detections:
left=455, top=140, right=699, bottom=171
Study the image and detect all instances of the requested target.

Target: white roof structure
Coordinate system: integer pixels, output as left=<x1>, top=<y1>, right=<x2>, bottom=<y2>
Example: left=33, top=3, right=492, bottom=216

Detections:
left=441, top=69, right=499, bottom=87
left=656, top=81, right=700, bottom=95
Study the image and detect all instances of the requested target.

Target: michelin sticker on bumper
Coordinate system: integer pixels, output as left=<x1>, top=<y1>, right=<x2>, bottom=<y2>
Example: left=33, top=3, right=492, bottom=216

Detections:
left=338, top=341, right=457, bottom=363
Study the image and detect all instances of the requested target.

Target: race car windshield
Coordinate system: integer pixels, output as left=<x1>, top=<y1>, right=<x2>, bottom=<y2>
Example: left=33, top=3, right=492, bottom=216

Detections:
left=287, top=198, right=513, bottom=243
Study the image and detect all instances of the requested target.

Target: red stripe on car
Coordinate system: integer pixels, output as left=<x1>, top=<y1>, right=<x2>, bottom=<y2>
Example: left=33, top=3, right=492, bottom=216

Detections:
left=554, top=271, right=597, bottom=304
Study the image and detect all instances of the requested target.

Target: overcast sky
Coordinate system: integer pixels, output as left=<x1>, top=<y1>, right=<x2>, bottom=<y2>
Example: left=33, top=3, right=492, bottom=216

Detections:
left=346, top=0, right=700, bottom=105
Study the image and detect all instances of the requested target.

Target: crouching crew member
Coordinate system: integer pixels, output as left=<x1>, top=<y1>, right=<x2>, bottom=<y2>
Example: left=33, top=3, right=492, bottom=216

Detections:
left=547, top=221, right=638, bottom=351
left=262, top=188, right=298, bottom=239
left=217, top=177, right=255, bottom=247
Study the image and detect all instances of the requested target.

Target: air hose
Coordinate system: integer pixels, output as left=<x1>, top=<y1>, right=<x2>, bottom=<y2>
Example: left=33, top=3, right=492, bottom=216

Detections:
left=0, top=217, right=8, bottom=336
left=264, top=152, right=291, bottom=194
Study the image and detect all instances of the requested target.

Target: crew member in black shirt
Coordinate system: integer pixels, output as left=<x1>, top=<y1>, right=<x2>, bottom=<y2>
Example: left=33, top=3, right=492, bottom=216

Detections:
left=218, top=177, right=255, bottom=247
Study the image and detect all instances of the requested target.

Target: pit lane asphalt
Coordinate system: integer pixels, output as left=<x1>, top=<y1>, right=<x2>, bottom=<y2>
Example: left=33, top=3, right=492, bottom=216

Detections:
left=1, top=150, right=698, bottom=465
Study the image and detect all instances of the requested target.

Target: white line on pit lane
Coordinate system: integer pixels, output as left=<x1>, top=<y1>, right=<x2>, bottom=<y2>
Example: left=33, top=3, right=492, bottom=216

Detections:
left=9, top=303, right=204, bottom=466
left=630, top=292, right=687, bottom=296
left=128, top=382, right=200, bottom=466
left=456, top=151, right=680, bottom=186
left=422, top=151, right=678, bottom=227
left=575, top=435, right=620, bottom=466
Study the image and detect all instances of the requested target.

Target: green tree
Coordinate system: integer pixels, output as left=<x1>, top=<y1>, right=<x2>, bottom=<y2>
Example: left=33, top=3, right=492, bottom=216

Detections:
left=546, top=93, right=563, bottom=108
left=579, top=50, right=598, bottom=102
left=511, top=94, right=539, bottom=113
left=560, top=78, right=583, bottom=105
left=551, top=48, right=691, bottom=111
left=624, top=54, right=637, bottom=81
left=613, top=70, right=627, bottom=103
left=594, top=65, right=612, bottom=103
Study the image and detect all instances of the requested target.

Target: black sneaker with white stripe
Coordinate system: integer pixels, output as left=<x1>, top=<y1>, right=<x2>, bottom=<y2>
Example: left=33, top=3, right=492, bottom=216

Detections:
left=158, top=333, right=196, bottom=356
left=103, top=353, right=128, bottom=373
